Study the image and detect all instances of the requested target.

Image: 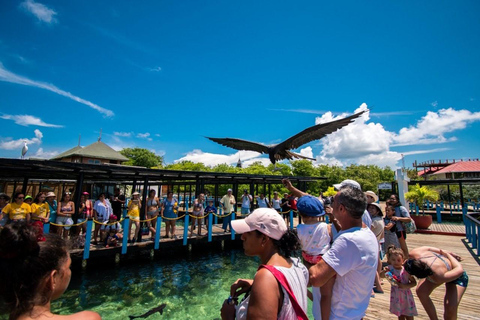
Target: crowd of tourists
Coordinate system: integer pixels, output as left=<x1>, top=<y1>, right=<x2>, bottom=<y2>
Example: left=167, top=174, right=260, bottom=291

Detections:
left=0, top=178, right=469, bottom=319
left=220, top=179, right=468, bottom=320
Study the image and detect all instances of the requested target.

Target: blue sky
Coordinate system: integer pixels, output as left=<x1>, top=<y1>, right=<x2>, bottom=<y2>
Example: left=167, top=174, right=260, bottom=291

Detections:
left=0, top=0, right=479, bottom=168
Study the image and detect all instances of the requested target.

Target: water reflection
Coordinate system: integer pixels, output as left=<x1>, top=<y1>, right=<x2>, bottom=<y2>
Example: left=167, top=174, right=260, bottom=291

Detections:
left=52, top=250, right=260, bottom=319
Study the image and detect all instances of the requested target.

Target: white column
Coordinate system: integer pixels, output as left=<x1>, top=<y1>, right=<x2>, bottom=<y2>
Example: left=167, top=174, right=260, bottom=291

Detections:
left=395, top=168, right=410, bottom=206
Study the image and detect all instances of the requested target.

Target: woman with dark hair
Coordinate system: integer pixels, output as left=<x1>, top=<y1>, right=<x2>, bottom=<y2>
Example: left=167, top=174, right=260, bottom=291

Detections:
left=161, top=191, right=178, bottom=239
left=56, top=191, right=75, bottom=239
left=145, top=189, right=159, bottom=240
left=387, top=194, right=412, bottom=258
left=220, top=208, right=308, bottom=320
left=0, top=191, right=31, bottom=224
left=0, top=223, right=101, bottom=319
left=405, top=246, right=467, bottom=320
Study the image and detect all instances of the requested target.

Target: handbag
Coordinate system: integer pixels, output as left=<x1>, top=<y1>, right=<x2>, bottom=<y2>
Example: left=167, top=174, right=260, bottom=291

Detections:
left=258, top=265, right=309, bottom=320
left=403, top=219, right=417, bottom=233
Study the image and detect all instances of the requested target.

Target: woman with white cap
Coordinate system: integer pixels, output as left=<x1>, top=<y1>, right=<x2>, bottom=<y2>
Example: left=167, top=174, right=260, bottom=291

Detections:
left=220, top=208, right=308, bottom=320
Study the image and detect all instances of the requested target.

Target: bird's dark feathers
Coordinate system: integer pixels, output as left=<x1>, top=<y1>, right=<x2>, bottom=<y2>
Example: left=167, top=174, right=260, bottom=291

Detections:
left=206, top=110, right=366, bottom=163
left=205, top=137, right=270, bottom=154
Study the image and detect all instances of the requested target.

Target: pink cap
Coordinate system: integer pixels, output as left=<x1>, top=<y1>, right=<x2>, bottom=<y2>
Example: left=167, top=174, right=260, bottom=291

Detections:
left=231, top=208, right=287, bottom=240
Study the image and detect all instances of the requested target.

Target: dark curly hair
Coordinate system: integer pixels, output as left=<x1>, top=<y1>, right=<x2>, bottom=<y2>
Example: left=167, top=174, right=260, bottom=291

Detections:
left=403, top=258, right=434, bottom=279
left=271, top=229, right=302, bottom=259
left=0, top=223, right=69, bottom=319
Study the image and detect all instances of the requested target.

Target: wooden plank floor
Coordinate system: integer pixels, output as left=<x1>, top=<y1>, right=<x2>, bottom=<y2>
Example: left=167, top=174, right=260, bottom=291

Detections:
left=426, top=222, right=465, bottom=234
left=365, top=233, right=480, bottom=319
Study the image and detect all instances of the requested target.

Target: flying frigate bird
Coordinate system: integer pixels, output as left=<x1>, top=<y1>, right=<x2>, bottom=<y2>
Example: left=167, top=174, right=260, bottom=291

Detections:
left=206, top=110, right=366, bottom=164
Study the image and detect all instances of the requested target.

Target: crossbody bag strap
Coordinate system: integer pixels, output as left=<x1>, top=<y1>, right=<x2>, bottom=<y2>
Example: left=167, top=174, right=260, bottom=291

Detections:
left=258, top=265, right=309, bottom=320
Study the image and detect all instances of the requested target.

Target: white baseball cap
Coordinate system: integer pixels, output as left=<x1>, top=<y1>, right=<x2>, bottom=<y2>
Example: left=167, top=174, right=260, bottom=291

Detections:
left=333, top=179, right=361, bottom=191
left=231, top=208, right=287, bottom=240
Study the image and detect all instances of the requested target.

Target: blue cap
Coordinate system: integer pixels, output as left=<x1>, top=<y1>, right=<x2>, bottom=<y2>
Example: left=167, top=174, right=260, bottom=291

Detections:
left=297, top=196, right=325, bottom=217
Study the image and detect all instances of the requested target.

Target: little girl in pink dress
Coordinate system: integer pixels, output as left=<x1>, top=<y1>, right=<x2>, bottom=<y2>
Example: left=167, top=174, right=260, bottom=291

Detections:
left=382, top=245, right=418, bottom=320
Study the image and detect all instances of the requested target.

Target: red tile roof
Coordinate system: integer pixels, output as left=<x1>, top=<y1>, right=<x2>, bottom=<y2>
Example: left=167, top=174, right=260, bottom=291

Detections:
left=434, top=161, right=480, bottom=174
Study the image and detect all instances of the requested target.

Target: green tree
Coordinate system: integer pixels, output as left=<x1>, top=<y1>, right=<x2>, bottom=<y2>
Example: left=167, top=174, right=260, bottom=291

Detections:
left=120, top=148, right=164, bottom=168
left=164, top=161, right=210, bottom=172
left=405, top=184, right=439, bottom=215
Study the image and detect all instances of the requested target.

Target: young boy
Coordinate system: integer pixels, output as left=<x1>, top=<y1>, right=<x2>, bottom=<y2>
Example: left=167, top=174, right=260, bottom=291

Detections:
left=296, top=195, right=334, bottom=320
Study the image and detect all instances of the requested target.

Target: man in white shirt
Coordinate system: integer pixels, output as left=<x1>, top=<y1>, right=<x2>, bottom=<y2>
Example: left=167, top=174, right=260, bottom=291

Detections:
left=309, top=185, right=379, bottom=320
left=240, top=190, right=253, bottom=215
left=333, top=179, right=372, bottom=229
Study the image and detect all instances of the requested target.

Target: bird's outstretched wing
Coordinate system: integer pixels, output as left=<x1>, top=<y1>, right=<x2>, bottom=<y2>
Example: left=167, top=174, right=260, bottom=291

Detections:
left=278, top=110, right=366, bottom=150
left=206, top=137, right=270, bottom=154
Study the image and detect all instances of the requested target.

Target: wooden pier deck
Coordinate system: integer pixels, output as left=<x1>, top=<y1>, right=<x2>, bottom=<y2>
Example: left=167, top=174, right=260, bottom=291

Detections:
left=365, top=233, right=480, bottom=319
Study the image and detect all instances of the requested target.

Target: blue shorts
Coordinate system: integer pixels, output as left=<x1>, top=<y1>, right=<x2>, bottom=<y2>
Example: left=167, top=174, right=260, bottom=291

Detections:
left=241, top=207, right=250, bottom=215
left=449, top=271, right=468, bottom=288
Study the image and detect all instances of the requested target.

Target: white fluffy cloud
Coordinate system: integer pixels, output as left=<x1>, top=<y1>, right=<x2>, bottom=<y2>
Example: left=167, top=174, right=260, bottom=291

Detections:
left=0, top=129, right=43, bottom=150
left=33, top=147, right=59, bottom=159
left=175, top=149, right=265, bottom=167
left=0, top=114, right=63, bottom=128
left=315, top=104, right=393, bottom=159
left=392, top=108, right=480, bottom=146
left=20, top=0, right=57, bottom=24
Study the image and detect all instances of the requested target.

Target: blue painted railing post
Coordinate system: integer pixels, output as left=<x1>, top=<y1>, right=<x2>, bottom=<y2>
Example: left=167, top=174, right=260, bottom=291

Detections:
left=83, top=219, right=94, bottom=260
left=183, top=203, right=190, bottom=246
left=43, top=222, right=50, bottom=234
left=325, top=215, right=330, bottom=224
left=415, top=205, right=419, bottom=215
left=208, top=212, right=213, bottom=242
left=409, top=203, right=414, bottom=215
left=477, top=224, right=480, bottom=256
left=154, top=215, right=161, bottom=250
left=289, top=210, right=294, bottom=229
left=436, top=206, right=442, bottom=223
left=231, top=211, right=236, bottom=240
left=440, top=201, right=444, bottom=211
left=462, top=207, right=468, bottom=225
left=472, top=225, right=477, bottom=250
left=122, top=217, right=129, bottom=254
left=215, top=210, right=218, bottom=225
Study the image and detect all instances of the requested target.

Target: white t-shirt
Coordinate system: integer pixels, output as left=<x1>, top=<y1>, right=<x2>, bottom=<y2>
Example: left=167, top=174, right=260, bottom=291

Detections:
left=241, top=195, right=252, bottom=208
left=322, top=227, right=379, bottom=320
left=297, top=222, right=331, bottom=256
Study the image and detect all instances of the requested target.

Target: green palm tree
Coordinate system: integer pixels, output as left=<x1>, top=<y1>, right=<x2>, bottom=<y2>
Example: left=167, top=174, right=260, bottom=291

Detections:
left=405, top=184, right=439, bottom=215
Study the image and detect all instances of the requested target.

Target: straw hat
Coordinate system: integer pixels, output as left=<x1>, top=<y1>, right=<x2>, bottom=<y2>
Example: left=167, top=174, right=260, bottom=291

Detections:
left=45, top=192, right=56, bottom=198
left=132, top=192, right=140, bottom=196
left=364, top=191, right=378, bottom=202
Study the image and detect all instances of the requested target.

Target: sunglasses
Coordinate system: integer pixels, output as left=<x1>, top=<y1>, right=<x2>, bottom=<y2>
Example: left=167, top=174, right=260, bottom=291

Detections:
left=65, top=192, right=72, bottom=195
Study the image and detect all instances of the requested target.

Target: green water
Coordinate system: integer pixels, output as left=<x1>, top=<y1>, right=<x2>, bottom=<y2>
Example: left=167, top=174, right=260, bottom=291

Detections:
left=48, top=248, right=314, bottom=320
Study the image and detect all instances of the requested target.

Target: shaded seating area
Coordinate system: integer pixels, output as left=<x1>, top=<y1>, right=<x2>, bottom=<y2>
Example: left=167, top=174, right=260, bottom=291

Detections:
left=0, top=158, right=323, bottom=263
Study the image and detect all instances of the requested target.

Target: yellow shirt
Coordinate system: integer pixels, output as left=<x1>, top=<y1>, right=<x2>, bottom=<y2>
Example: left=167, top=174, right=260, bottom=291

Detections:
left=220, top=194, right=236, bottom=213
left=31, top=203, right=50, bottom=220
left=128, top=201, right=140, bottom=218
left=2, top=202, right=31, bottom=220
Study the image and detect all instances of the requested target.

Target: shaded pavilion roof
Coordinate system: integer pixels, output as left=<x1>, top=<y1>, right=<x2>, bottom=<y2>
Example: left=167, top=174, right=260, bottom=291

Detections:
left=51, top=141, right=128, bottom=162
left=0, top=158, right=324, bottom=185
